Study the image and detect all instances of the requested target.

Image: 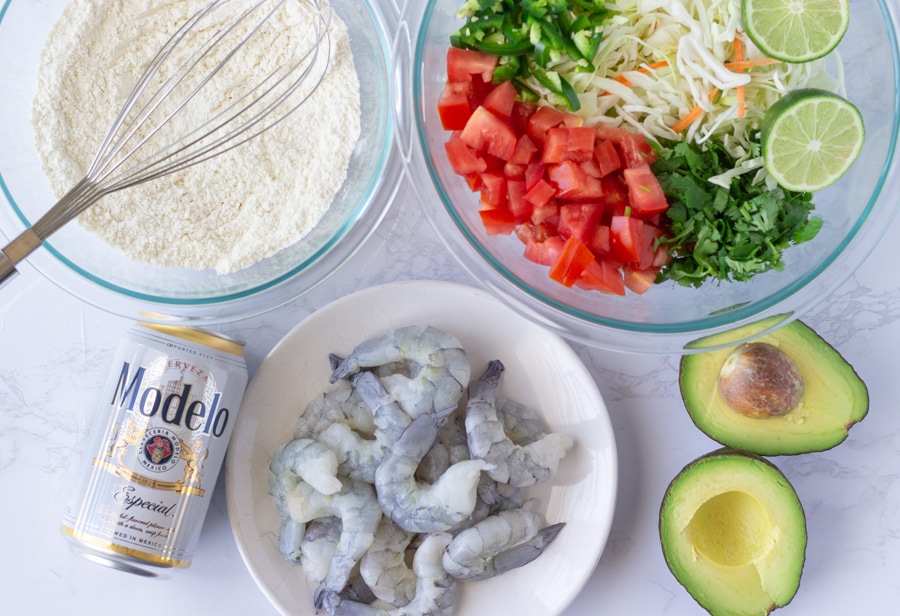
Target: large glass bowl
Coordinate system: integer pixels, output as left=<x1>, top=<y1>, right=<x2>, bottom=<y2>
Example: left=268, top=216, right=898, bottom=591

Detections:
left=0, top=0, right=402, bottom=325
left=398, top=0, right=900, bottom=353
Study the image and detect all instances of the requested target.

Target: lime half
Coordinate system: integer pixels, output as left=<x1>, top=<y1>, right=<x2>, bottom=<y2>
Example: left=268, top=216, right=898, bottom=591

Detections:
left=742, top=0, right=850, bottom=63
left=761, top=89, right=864, bottom=192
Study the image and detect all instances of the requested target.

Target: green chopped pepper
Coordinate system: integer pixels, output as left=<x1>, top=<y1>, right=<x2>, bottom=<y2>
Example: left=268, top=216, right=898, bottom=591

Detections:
left=450, top=0, right=610, bottom=111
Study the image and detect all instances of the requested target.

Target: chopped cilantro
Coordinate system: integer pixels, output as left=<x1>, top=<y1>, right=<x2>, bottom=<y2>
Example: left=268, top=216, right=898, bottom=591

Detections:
left=651, top=138, right=821, bottom=287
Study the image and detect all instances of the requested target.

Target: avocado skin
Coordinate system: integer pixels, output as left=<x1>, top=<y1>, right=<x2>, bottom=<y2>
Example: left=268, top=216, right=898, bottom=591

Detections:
left=679, top=319, right=869, bottom=455
left=659, top=448, right=807, bottom=616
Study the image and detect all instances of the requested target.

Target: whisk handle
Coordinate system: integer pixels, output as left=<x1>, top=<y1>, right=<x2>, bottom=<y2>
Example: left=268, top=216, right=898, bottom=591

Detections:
left=0, top=229, right=42, bottom=288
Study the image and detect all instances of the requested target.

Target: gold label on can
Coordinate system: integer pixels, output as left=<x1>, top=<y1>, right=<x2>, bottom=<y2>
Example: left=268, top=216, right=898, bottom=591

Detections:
left=62, top=324, right=247, bottom=574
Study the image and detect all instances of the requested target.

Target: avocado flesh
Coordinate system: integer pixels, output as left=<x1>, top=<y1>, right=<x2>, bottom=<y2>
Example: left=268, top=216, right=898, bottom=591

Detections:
left=680, top=319, right=868, bottom=455
left=660, top=450, right=807, bottom=616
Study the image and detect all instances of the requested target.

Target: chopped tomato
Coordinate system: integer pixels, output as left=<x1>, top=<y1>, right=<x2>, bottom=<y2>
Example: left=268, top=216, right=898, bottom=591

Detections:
left=558, top=203, right=602, bottom=244
left=447, top=47, right=498, bottom=84
left=524, top=178, right=556, bottom=208
left=503, top=162, right=525, bottom=178
left=595, top=124, right=628, bottom=144
left=549, top=236, right=595, bottom=287
left=482, top=80, right=517, bottom=119
left=523, top=235, right=565, bottom=266
left=589, top=224, right=611, bottom=255
left=599, top=175, right=628, bottom=212
left=541, top=127, right=570, bottom=164
left=444, top=132, right=486, bottom=176
left=623, top=164, right=668, bottom=216
left=509, top=135, right=539, bottom=165
left=527, top=105, right=582, bottom=145
left=638, top=223, right=670, bottom=270
left=510, top=101, right=538, bottom=135
left=515, top=222, right=553, bottom=245
left=594, top=139, right=621, bottom=177
left=479, top=207, right=517, bottom=236
left=530, top=201, right=559, bottom=227
left=439, top=69, right=669, bottom=296
left=609, top=215, right=645, bottom=263
left=623, top=265, right=658, bottom=294
left=566, top=127, right=596, bottom=160
left=549, top=161, right=604, bottom=201
left=460, top=106, right=517, bottom=161
left=575, top=259, right=626, bottom=296
left=437, top=83, right=473, bottom=131
left=478, top=171, right=506, bottom=209
left=506, top=180, right=532, bottom=221
left=619, top=131, right=658, bottom=168
left=524, top=162, right=545, bottom=190
left=580, top=159, right=603, bottom=178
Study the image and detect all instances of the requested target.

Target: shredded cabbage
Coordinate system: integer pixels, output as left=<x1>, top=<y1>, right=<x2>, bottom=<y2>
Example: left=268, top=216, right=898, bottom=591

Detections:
left=518, top=0, right=844, bottom=183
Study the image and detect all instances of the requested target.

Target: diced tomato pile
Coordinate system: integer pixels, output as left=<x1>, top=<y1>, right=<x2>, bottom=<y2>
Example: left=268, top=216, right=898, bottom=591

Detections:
left=438, top=47, right=671, bottom=296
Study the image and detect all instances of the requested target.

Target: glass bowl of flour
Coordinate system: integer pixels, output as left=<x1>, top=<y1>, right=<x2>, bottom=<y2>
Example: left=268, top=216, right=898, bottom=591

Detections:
left=0, top=0, right=401, bottom=323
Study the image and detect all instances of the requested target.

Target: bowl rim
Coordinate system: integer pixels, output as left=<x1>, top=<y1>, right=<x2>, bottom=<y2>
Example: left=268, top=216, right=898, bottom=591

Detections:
left=0, top=0, right=404, bottom=324
left=401, top=0, right=900, bottom=352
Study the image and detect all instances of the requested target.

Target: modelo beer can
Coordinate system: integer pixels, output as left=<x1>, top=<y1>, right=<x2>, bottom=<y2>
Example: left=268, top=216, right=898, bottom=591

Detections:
left=61, top=322, right=248, bottom=578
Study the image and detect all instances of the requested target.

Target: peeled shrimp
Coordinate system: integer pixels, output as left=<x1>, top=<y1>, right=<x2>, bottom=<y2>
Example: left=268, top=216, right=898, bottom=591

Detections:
left=359, top=517, right=417, bottom=607
left=316, top=370, right=414, bottom=483
left=320, top=532, right=457, bottom=616
left=295, top=379, right=376, bottom=440
left=465, top=360, right=573, bottom=488
left=284, top=479, right=383, bottom=610
left=300, top=516, right=342, bottom=583
left=269, top=439, right=341, bottom=563
left=442, top=507, right=565, bottom=581
left=330, top=325, right=471, bottom=416
left=375, top=413, right=487, bottom=534
left=271, top=438, right=343, bottom=495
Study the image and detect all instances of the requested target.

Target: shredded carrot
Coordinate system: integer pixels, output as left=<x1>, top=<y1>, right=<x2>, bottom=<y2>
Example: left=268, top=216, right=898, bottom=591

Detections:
left=672, top=88, right=720, bottom=133
left=723, top=58, right=782, bottom=71
left=612, top=60, right=671, bottom=88
left=733, top=37, right=745, bottom=118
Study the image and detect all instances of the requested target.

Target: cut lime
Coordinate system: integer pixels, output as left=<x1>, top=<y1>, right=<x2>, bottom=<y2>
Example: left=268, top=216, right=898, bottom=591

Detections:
left=761, top=89, right=864, bottom=192
left=742, top=0, right=850, bottom=63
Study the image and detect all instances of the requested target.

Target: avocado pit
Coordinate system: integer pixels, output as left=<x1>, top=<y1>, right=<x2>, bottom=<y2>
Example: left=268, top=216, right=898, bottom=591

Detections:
left=717, top=342, right=804, bottom=419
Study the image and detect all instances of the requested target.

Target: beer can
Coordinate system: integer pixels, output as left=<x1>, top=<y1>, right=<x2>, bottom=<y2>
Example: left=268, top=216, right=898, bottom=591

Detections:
left=61, top=322, right=248, bottom=578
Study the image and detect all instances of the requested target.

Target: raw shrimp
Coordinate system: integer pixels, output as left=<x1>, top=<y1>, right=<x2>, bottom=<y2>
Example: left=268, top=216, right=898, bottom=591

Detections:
left=376, top=413, right=487, bottom=534
left=300, top=516, right=342, bottom=583
left=317, top=370, right=415, bottom=483
left=359, top=517, right=417, bottom=607
left=320, top=533, right=457, bottom=616
left=496, top=396, right=547, bottom=446
left=329, top=325, right=471, bottom=416
left=269, top=439, right=341, bottom=563
left=465, top=360, right=573, bottom=488
left=271, top=438, right=343, bottom=495
left=284, top=479, right=383, bottom=610
left=442, top=507, right=565, bottom=581
left=295, top=380, right=376, bottom=440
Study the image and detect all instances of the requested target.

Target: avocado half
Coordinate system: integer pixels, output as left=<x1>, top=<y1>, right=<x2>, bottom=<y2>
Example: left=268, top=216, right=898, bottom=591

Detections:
left=680, top=317, right=869, bottom=455
left=660, top=449, right=807, bottom=616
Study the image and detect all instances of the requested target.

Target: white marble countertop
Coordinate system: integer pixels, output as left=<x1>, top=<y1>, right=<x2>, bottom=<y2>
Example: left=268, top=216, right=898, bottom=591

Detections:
left=2, top=174, right=900, bottom=615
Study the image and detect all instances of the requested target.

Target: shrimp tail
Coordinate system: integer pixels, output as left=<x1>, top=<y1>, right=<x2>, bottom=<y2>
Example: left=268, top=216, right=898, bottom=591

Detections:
left=278, top=519, right=306, bottom=563
left=475, top=522, right=566, bottom=581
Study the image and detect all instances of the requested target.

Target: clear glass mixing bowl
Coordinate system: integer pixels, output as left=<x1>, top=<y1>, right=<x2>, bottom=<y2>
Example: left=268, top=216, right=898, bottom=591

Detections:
left=0, top=0, right=402, bottom=325
left=397, top=0, right=900, bottom=353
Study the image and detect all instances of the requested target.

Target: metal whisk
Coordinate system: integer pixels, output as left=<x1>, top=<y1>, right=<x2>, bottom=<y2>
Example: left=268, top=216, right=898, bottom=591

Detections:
left=0, top=0, right=332, bottom=286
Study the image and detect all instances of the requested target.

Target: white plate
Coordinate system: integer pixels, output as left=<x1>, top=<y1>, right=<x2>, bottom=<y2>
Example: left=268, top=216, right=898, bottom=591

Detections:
left=225, top=280, right=618, bottom=615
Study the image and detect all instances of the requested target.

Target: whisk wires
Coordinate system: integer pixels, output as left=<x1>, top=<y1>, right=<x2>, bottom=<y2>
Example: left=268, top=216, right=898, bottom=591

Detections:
left=29, top=0, right=332, bottom=242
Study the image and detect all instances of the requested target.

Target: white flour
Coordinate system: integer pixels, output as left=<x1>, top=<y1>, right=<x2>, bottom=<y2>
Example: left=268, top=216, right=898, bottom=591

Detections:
left=31, top=0, right=361, bottom=274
